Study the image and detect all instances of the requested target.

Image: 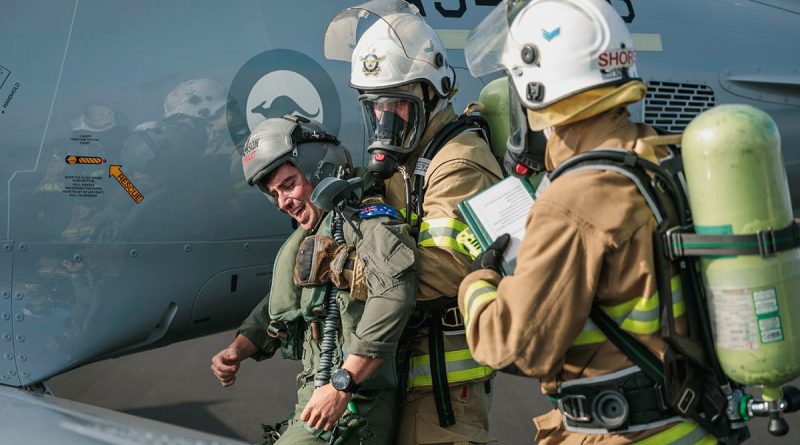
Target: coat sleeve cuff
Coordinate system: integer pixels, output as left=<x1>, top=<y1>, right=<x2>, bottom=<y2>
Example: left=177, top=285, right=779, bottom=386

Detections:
left=237, top=326, right=277, bottom=362
left=458, top=268, right=502, bottom=313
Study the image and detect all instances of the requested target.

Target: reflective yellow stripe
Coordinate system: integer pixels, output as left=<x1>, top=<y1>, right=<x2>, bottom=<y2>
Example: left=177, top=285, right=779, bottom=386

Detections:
left=398, top=208, right=419, bottom=226
left=573, top=276, right=684, bottom=346
left=463, top=280, right=497, bottom=335
left=408, top=348, right=494, bottom=388
left=417, top=217, right=472, bottom=256
left=418, top=236, right=472, bottom=256
left=633, top=422, right=714, bottom=445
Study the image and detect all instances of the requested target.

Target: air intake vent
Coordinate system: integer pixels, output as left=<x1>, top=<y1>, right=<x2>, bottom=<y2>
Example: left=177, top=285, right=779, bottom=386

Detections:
left=644, top=81, right=715, bottom=133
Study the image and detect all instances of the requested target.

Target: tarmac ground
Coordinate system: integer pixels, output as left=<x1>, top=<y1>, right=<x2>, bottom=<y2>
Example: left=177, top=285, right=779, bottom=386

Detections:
left=48, top=330, right=800, bottom=444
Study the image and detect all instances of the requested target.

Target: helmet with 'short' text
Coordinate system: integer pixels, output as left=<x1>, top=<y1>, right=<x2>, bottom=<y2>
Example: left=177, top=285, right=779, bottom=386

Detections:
left=465, top=0, right=640, bottom=110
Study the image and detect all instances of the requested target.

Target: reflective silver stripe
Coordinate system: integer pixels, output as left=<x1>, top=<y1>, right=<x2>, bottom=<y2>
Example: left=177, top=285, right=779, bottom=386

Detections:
left=417, top=225, right=460, bottom=242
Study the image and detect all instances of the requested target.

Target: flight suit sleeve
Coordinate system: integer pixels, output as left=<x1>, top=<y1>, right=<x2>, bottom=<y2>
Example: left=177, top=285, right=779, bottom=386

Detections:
left=418, top=158, right=500, bottom=300
left=349, top=217, right=418, bottom=358
left=237, top=294, right=281, bottom=361
left=458, top=198, right=608, bottom=377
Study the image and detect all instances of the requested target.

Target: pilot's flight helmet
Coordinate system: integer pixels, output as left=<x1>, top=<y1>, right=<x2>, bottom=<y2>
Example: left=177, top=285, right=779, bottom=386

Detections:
left=164, top=79, right=227, bottom=119
left=324, top=0, right=454, bottom=159
left=242, top=115, right=352, bottom=205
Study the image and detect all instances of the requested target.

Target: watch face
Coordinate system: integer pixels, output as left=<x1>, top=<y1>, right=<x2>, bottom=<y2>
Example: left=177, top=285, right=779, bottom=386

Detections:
left=331, top=369, right=350, bottom=391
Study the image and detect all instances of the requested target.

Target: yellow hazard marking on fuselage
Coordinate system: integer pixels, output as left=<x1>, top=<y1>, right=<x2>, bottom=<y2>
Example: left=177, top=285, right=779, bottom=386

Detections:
left=65, top=155, right=104, bottom=165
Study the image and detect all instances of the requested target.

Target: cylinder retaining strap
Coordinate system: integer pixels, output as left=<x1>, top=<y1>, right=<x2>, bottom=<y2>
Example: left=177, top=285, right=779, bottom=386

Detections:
left=665, top=221, right=800, bottom=259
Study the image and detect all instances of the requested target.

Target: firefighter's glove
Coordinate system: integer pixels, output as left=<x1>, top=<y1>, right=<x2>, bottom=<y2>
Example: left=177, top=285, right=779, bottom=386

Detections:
left=294, top=235, right=354, bottom=289
left=470, top=233, right=511, bottom=274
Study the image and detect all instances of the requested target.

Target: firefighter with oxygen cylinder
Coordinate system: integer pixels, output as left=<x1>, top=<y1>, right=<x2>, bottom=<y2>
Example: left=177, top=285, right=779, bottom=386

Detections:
left=210, top=115, right=417, bottom=444
left=323, top=0, right=503, bottom=442
left=458, top=0, right=719, bottom=443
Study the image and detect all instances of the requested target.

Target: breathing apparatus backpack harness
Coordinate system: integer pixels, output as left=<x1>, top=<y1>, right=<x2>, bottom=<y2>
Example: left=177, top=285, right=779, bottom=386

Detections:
left=371, top=113, right=491, bottom=428
left=548, top=147, right=800, bottom=443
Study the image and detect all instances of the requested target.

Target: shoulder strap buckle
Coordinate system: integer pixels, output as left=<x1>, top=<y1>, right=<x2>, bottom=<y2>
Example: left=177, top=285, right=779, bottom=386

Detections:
left=623, top=149, right=638, bottom=167
left=557, top=394, right=591, bottom=423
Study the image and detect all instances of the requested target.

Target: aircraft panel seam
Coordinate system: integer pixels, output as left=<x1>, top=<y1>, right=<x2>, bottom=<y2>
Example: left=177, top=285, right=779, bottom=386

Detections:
left=6, top=0, right=79, bottom=239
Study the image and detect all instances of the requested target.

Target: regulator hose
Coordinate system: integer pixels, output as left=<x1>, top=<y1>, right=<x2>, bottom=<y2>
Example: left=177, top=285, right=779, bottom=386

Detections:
left=314, top=212, right=345, bottom=388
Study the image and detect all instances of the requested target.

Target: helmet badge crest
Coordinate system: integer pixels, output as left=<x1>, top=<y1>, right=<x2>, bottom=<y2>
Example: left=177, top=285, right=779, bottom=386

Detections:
left=361, top=53, right=386, bottom=77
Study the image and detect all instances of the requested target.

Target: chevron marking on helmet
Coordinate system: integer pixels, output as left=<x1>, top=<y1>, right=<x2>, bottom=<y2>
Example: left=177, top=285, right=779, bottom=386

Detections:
left=361, top=53, right=386, bottom=77
left=541, top=27, right=561, bottom=42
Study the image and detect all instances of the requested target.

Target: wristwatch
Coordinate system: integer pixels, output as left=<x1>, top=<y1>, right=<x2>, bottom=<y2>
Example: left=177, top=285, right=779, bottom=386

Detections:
left=331, top=368, right=361, bottom=393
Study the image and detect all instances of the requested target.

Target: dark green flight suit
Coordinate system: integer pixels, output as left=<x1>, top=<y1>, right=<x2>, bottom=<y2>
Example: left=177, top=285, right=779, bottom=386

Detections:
left=239, top=210, right=417, bottom=444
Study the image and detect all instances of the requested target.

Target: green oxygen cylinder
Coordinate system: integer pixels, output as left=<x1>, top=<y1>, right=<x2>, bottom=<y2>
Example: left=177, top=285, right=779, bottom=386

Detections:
left=682, top=104, right=800, bottom=399
left=477, top=77, right=510, bottom=160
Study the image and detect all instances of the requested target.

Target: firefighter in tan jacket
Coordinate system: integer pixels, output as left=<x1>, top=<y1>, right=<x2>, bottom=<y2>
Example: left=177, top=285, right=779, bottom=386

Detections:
left=459, top=1, right=716, bottom=444
left=325, top=1, right=502, bottom=443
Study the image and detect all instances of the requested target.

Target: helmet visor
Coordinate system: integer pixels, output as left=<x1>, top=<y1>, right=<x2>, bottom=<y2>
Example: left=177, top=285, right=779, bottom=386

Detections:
left=359, top=93, right=423, bottom=155
left=464, top=0, right=529, bottom=77
left=505, top=79, right=546, bottom=175
left=324, top=0, right=435, bottom=68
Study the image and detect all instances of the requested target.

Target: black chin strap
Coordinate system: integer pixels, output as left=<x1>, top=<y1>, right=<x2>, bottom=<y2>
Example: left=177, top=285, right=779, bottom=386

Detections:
left=421, top=83, right=438, bottom=125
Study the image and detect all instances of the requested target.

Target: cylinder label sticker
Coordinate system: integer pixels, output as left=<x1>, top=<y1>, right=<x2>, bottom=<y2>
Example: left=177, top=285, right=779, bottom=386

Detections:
left=708, top=286, right=759, bottom=350
left=753, top=288, right=784, bottom=344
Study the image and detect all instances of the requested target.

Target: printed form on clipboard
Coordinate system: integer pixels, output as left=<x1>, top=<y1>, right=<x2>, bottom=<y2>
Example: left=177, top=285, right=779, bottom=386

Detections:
left=458, top=175, right=538, bottom=275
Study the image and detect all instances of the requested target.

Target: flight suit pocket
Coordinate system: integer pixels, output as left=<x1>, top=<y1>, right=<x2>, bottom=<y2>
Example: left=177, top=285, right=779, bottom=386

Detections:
left=358, top=219, right=417, bottom=295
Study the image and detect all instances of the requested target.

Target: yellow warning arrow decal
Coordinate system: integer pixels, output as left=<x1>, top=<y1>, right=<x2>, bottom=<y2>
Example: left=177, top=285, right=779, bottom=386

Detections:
left=109, top=165, right=144, bottom=203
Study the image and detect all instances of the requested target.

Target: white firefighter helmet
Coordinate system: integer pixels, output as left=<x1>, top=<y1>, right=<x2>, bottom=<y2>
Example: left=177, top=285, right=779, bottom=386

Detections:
left=324, top=0, right=454, bottom=98
left=164, top=78, right=227, bottom=119
left=465, top=0, right=639, bottom=110
left=71, top=104, right=117, bottom=132
left=241, top=115, right=352, bottom=205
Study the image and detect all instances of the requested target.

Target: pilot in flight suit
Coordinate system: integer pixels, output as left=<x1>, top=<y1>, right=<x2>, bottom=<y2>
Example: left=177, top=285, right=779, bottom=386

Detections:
left=211, top=115, right=417, bottom=444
